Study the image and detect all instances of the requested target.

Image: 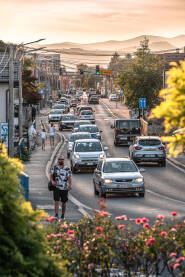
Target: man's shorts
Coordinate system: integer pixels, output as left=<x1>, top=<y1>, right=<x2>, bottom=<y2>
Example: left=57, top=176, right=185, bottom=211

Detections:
left=53, top=188, right=68, bottom=203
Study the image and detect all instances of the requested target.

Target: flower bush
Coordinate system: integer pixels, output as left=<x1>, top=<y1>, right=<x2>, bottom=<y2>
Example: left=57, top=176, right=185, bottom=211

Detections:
left=45, top=204, right=185, bottom=276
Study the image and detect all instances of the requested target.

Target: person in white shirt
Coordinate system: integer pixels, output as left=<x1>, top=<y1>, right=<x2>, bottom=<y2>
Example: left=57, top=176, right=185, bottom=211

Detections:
left=41, top=128, right=47, bottom=150
left=49, top=123, right=55, bottom=148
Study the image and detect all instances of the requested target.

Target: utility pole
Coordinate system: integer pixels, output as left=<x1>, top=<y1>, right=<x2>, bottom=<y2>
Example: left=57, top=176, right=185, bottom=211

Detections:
left=18, top=55, right=23, bottom=139
left=8, top=44, right=14, bottom=157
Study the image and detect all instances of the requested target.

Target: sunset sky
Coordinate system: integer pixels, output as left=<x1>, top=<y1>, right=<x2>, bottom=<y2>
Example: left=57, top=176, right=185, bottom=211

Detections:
left=1, top=0, right=185, bottom=44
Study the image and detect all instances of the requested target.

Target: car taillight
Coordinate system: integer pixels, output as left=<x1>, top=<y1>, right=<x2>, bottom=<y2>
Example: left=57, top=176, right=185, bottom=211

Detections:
left=158, top=146, right=165, bottom=150
left=134, top=146, right=142, bottom=150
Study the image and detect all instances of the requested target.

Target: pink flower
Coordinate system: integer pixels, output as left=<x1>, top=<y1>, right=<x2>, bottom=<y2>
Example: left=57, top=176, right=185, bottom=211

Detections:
left=76, top=240, right=80, bottom=245
left=170, top=228, right=177, bottom=232
left=161, top=231, right=168, bottom=236
left=115, top=216, right=121, bottom=220
left=146, top=238, right=155, bottom=246
left=96, top=226, right=103, bottom=232
left=118, top=224, right=125, bottom=230
left=156, top=214, right=165, bottom=221
left=173, top=263, right=180, bottom=269
left=50, top=233, right=57, bottom=238
left=135, top=218, right=142, bottom=225
left=170, top=212, right=178, bottom=217
left=45, top=216, right=56, bottom=222
left=170, top=252, right=177, bottom=258
left=46, top=235, right=52, bottom=240
left=61, top=223, right=68, bottom=229
left=56, top=233, right=62, bottom=237
left=98, top=210, right=109, bottom=216
left=176, top=257, right=185, bottom=263
left=121, top=215, right=127, bottom=220
left=142, top=217, right=149, bottom=223
left=143, top=223, right=150, bottom=229
left=88, top=263, right=94, bottom=269
left=67, top=229, right=74, bottom=234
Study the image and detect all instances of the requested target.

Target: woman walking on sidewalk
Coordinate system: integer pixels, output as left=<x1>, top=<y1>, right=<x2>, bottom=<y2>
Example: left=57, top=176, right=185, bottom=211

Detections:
left=41, top=128, right=47, bottom=150
left=49, top=123, right=55, bottom=148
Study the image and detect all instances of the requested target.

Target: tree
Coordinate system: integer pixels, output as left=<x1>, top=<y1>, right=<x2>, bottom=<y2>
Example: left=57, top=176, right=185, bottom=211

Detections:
left=22, top=58, right=41, bottom=104
left=151, top=61, right=185, bottom=156
left=118, top=38, right=164, bottom=111
left=0, top=143, right=65, bottom=276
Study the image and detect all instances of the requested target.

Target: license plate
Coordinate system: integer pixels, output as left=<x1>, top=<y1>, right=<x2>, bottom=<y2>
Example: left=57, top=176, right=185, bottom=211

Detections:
left=145, top=154, right=155, bottom=157
left=117, top=184, right=129, bottom=188
left=120, top=137, right=127, bottom=140
left=87, top=162, right=94, bottom=165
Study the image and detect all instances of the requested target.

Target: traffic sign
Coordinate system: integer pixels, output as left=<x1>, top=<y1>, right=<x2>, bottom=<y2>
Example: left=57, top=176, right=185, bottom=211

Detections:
left=100, top=70, right=112, bottom=76
left=139, top=98, right=146, bottom=109
left=1, top=123, right=8, bottom=148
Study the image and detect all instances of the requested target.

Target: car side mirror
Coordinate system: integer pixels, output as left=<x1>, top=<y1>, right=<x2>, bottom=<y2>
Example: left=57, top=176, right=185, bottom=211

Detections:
left=104, top=146, right=108, bottom=151
left=139, top=168, right=146, bottom=172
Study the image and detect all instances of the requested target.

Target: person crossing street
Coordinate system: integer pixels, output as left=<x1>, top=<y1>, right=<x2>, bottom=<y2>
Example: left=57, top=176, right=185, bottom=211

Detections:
left=50, top=155, right=72, bottom=220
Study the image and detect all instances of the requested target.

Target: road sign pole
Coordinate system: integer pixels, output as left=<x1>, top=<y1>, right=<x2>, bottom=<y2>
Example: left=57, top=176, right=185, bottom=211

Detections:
left=8, top=44, right=14, bottom=157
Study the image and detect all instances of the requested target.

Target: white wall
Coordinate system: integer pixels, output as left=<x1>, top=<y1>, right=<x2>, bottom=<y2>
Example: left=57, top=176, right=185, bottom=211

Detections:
left=0, top=83, right=8, bottom=124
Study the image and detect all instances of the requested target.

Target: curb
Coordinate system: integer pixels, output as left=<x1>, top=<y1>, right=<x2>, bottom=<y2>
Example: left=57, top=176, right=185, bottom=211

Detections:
left=167, top=157, right=185, bottom=170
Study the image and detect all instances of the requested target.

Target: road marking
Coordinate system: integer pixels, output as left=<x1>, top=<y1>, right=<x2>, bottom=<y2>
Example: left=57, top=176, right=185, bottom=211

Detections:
left=146, top=189, right=185, bottom=206
left=167, top=159, right=185, bottom=174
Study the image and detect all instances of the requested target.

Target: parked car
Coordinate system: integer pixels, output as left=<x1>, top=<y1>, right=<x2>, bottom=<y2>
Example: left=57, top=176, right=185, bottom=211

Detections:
left=111, top=118, right=148, bottom=146
left=70, top=139, right=108, bottom=173
left=67, top=132, right=91, bottom=158
left=93, top=158, right=145, bottom=198
left=78, top=110, right=95, bottom=124
left=88, top=95, right=99, bottom=104
left=109, top=94, right=117, bottom=101
left=73, top=120, right=91, bottom=132
left=77, top=124, right=102, bottom=140
left=59, top=114, right=76, bottom=131
left=48, top=109, right=63, bottom=123
left=129, top=136, right=166, bottom=167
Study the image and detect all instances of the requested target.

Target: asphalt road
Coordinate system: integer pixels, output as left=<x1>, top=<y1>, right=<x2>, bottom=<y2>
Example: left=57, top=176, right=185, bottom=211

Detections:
left=55, top=95, right=185, bottom=222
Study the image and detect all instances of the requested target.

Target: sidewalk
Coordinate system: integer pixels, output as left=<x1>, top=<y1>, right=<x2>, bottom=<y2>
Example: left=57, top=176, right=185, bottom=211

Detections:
left=24, top=108, right=83, bottom=221
left=101, top=98, right=185, bottom=169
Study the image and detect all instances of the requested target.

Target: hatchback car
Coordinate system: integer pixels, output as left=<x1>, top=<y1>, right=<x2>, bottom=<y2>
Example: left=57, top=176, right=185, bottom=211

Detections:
left=53, top=104, right=67, bottom=113
left=67, top=132, right=91, bottom=158
left=77, top=124, right=102, bottom=140
left=48, top=109, right=63, bottom=123
left=93, top=158, right=145, bottom=198
left=129, top=136, right=166, bottom=167
left=73, top=120, right=91, bottom=132
left=59, top=114, right=76, bottom=131
left=88, top=95, right=99, bottom=104
left=76, top=105, right=94, bottom=116
left=70, top=139, right=108, bottom=173
left=78, top=110, right=95, bottom=124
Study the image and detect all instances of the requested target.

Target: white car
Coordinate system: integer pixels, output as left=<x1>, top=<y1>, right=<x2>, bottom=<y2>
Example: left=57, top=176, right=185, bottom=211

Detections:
left=48, top=109, right=63, bottom=123
left=109, top=94, right=117, bottom=101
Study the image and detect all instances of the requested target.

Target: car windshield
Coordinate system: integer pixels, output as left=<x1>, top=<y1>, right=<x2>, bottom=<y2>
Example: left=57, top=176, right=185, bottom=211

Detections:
left=74, top=121, right=90, bottom=128
left=81, top=111, right=93, bottom=115
left=62, top=116, right=75, bottom=121
left=103, top=161, right=137, bottom=173
left=139, top=139, right=161, bottom=146
left=118, top=120, right=140, bottom=132
left=50, top=110, right=62, bottom=114
left=69, top=134, right=90, bottom=142
left=54, top=105, right=65, bottom=109
left=80, top=107, right=92, bottom=112
left=75, top=141, right=102, bottom=152
left=79, top=126, right=99, bottom=133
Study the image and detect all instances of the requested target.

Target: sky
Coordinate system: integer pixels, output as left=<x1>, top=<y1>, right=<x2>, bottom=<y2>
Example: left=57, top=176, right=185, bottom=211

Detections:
left=0, top=0, right=185, bottom=44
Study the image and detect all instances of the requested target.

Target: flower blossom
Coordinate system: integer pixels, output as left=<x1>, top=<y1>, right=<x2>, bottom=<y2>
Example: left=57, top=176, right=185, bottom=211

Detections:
left=173, top=263, right=180, bottom=269
left=170, top=228, right=177, bottom=232
left=161, top=231, right=168, bottom=236
left=170, top=212, right=178, bottom=217
left=98, top=211, right=109, bottom=217
left=156, top=214, right=165, bottom=221
left=96, top=226, right=103, bottom=232
left=88, top=263, right=94, bottom=269
left=143, top=223, right=150, bottom=229
left=170, top=252, right=177, bottom=258
left=68, top=229, right=74, bottom=234
left=45, top=216, right=56, bottom=222
left=176, top=257, right=185, bottom=263
left=115, top=216, right=122, bottom=220
left=118, top=224, right=125, bottom=230
left=121, top=215, right=127, bottom=220
left=146, top=238, right=155, bottom=246
left=142, top=217, right=149, bottom=223
left=135, top=218, right=142, bottom=225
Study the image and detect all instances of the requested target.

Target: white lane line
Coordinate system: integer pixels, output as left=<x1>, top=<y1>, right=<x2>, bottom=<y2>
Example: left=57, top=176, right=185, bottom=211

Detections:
left=100, top=100, right=118, bottom=119
left=167, top=159, right=185, bottom=174
left=146, top=189, right=185, bottom=206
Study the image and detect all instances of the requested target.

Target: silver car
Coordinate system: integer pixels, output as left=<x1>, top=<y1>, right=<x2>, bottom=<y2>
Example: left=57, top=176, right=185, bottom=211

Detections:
left=93, top=158, right=145, bottom=198
left=129, top=136, right=166, bottom=167
left=59, top=114, right=76, bottom=131
left=73, top=120, right=91, bottom=132
left=78, top=110, right=95, bottom=124
left=48, top=109, right=63, bottom=123
left=67, top=132, right=91, bottom=158
left=70, top=139, right=108, bottom=173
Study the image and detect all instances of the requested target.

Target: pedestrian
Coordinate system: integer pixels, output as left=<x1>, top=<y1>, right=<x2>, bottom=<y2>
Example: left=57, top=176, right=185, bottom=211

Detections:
left=41, top=128, right=47, bottom=150
left=49, top=123, right=55, bottom=148
left=32, top=105, right=36, bottom=122
left=50, top=155, right=72, bottom=220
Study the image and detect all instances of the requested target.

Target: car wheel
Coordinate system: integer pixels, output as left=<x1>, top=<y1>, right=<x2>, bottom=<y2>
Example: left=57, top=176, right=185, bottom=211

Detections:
left=71, top=165, right=77, bottom=174
left=93, top=182, right=99, bottom=195
left=67, top=153, right=70, bottom=159
left=160, top=160, right=166, bottom=167
left=139, top=192, right=145, bottom=197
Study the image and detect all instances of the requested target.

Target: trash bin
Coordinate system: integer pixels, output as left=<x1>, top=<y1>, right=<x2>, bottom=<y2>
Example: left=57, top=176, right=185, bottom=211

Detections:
left=19, top=172, right=29, bottom=201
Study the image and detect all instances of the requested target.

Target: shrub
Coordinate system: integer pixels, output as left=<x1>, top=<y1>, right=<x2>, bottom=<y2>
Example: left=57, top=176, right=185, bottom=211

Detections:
left=0, top=143, right=66, bottom=277
left=15, top=144, right=31, bottom=162
left=45, top=200, right=185, bottom=276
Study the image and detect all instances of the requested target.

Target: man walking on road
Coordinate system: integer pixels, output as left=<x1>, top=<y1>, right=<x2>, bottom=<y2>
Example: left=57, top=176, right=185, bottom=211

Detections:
left=50, top=155, right=72, bottom=219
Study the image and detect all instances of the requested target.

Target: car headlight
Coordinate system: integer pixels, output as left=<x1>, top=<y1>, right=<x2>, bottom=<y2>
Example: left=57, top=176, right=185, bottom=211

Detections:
left=99, top=153, right=104, bottom=159
left=104, top=179, right=112, bottom=184
left=74, top=154, right=80, bottom=159
left=135, top=178, right=143, bottom=183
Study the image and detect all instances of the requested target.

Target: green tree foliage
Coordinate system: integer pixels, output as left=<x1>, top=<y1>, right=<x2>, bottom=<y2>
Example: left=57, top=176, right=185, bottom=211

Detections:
left=151, top=61, right=185, bottom=156
left=118, top=38, right=164, bottom=110
left=23, top=58, right=41, bottom=105
left=0, top=143, right=64, bottom=277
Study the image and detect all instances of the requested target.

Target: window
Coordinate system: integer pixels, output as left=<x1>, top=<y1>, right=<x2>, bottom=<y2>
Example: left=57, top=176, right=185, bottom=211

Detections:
left=103, top=161, right=137, bottom=173
left=75, top=142, right=102, bottom=152
left=139, top=139, right=161, bottom=146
